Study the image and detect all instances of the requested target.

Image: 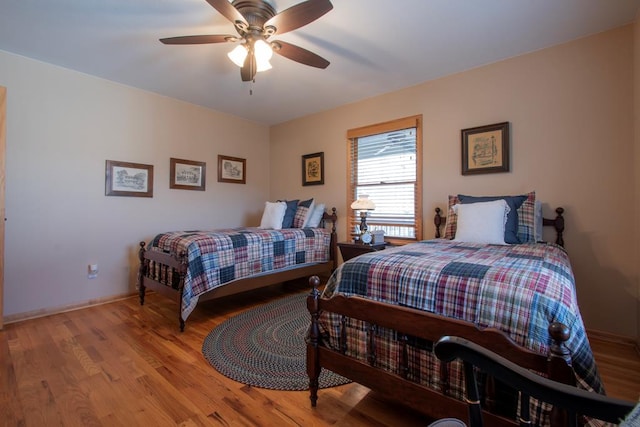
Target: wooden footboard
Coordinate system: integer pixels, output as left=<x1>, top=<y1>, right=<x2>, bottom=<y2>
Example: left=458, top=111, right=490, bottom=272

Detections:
left=306, top=275, right=575, bottom=426
left=137, top=209, right=338, bottom=331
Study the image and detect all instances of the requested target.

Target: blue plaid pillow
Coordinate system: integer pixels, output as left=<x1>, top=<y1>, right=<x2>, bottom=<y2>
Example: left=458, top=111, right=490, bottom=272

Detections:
left=292, top=198, right=314, bottom=228
left=277, top=199, right=299, bottom=228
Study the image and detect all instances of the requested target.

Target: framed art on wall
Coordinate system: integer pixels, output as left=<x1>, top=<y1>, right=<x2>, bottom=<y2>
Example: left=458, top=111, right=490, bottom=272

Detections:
left=105, top=160, right=154, bottom=197
left=218, top=155, right=246, bottom=184
left=170, top=158, right=206, bottom=191
left=302, top=152, right=324, bottom=186
left=461, top=122, right=510, bottom=175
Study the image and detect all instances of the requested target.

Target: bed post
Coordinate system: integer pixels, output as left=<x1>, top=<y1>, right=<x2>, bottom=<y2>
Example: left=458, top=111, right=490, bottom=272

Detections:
left=307, top=275, right=322, bottom=407
left=324, top=207, right=338, bottom=271
left=138, top=242, right=148, bottom=305
left=547, top=321, right=573, bottom=425
left=547, top=322, right=573, bottom=384
left=543, top=207, right=565, bottom=247
left=434, top=207, right=443, bottom=238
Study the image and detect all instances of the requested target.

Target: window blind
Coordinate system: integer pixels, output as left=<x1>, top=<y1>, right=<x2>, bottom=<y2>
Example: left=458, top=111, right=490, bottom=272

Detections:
left=348, top=116, right=423, bottom=242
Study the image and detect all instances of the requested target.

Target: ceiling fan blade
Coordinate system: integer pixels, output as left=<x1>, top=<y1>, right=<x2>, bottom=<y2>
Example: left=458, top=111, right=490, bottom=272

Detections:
left=204, top=0, right=248, bottom=30
left=272, top=40, right=329, bottom=69
left=160, top=35, right=234, bottom=45
left=241, top=53, right=256, bottom=82
left=264, top=0, right=333, bottom=36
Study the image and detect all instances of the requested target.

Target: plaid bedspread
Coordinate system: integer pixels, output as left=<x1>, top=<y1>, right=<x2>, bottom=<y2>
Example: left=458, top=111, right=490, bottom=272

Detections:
left=321, top=239, right=604, bottom=425
left=149, top=227, right=330, bottom=320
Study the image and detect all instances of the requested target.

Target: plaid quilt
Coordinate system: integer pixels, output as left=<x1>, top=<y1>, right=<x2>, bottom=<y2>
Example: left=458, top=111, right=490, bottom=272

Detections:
left=321, top=239, right=604, bottom=425
left=149, top=227, right=331, bottom=320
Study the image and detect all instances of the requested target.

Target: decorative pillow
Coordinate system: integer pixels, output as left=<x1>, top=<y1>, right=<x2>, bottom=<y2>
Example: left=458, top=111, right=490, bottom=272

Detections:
left=278, top=199, right=299, bottom=228
left=517, top=191, right=537, bottom=243
left=292, top=198, right=314, bottom=228
left=258, top=201, right=287, bottom=229
left=443, top=194, right=460, bottom=239
left=452, top=200, right=509, bottom=245
left=306, top=203, right=326, bottom=228
left=444, top=191, right=537, bottom=243
left=458, top=194, right=527, bottom=244
left=534, top=200, right=543, bottom=242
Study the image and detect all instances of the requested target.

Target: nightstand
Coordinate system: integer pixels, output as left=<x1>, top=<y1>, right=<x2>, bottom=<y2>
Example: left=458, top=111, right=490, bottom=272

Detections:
left=337, top=241, right=386, bottom=262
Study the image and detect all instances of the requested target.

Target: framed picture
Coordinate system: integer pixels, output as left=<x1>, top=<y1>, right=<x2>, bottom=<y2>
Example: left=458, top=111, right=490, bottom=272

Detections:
left=105, top=160, right=154, bottom=197
left=218, top=155, right=246, bottom=184
left=170, top=158, right=206, bottom=191
left=302, top=152, right=324, bottom=186
left=461, top=122, right=510, bottom=175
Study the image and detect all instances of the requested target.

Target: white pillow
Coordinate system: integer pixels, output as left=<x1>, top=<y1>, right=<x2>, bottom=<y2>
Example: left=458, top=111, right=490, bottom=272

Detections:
left=453, top=199, right=509, bottom=245
left=305, top=203, right=326, bottom=228
left=259, top=201, right=287, bottom=229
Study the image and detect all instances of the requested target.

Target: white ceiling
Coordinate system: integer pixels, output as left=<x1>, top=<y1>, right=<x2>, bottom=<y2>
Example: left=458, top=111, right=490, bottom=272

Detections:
left=0, top=0, right=638, bottom=125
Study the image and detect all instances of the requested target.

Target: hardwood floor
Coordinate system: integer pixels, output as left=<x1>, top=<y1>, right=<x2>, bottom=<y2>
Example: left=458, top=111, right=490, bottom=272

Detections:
left=1, top=281, right=638, bottom=427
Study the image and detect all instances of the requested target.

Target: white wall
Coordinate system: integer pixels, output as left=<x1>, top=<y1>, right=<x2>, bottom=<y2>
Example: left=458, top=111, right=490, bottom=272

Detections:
left=0, top=50, right=270, bottom=318
left=271, top=26, right=638, bottom=338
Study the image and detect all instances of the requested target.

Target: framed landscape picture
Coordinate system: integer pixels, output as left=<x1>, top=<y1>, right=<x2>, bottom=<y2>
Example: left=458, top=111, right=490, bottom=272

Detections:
left=461, top=122, right=510, bottom=175
left=105, top=160, right=153, bottom=197
left=218, top=155, right=246, bottom=184
left=170, top=158, right=206, bottom=191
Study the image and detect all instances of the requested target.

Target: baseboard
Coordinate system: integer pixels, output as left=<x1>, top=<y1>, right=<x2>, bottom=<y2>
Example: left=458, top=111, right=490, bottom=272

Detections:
left=587, top=328, right=640, bottom=355
left=2, top=291, right=138, bottom=326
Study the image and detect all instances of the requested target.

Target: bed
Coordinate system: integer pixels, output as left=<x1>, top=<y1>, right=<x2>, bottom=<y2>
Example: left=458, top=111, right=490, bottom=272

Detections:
left=306, top=192, right=605, bottom=426
left=138, top=201, right=337, bottom=331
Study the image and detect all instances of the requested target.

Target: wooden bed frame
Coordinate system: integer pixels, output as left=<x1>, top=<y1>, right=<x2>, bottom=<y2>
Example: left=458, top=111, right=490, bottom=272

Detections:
left=138, top=208, right=338, bottom=331
left=307, top=207, right=576, bottom=426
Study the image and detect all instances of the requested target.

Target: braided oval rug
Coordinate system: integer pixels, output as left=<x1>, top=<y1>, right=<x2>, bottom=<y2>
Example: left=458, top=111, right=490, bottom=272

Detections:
left=202, top=292, right=351, bottom=390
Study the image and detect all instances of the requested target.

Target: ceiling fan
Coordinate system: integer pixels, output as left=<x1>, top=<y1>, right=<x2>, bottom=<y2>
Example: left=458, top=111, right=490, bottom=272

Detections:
left=160, top=0, right=333, bottom=82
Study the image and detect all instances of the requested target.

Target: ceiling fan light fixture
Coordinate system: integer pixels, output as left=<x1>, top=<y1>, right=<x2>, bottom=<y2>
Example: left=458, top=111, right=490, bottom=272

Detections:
left=254, top=39, right=273, bottom=72
left=161, top=0, right=333, bottom=82
left=254, top=39, right=273, bottom=61
left=256, top=58, right=272, bottom=72
left=227, top=44, right=248, bottom=67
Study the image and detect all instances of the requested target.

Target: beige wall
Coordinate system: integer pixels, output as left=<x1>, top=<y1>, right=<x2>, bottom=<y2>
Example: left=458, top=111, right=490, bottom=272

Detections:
left=1, top=25, right=637, bottom=338
left=271, top=26, right=638, bottom=338
left=0, top=50, right=270, bottom=318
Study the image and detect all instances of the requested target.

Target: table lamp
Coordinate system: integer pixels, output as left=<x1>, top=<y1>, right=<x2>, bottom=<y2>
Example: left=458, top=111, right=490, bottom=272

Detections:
left=350, top=195, right=376, bottom=233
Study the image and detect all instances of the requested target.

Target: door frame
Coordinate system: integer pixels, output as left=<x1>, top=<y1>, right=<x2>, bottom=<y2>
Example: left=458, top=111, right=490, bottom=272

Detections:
left=1, top=86, right=6, bottom=329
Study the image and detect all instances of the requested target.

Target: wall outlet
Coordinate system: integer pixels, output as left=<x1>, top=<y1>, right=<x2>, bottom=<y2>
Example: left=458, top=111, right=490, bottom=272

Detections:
left=88, top=264, right=98, bottom=279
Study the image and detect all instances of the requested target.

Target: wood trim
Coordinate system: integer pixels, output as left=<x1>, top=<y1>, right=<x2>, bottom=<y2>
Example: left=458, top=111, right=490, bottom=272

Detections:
left=346, top=115, right=421, bottom=139
left=346, top=115, right=423, bottom=244
left=3, top=292, right=137, bottom=325
left=587, top=328, right=640, bottom=350
left=414, top=115, right=423, bottom=241
left=0, top=86, right=5, bottom=330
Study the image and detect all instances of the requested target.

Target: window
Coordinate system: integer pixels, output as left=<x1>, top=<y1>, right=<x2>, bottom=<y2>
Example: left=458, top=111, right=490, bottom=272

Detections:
left=347, top=115, right=423, bottom=244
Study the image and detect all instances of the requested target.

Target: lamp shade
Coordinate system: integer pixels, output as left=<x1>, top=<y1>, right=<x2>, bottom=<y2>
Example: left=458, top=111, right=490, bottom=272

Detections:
left=227, top=44, right=248, bottom=67
left=350, top=195, right=376, bottom=210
